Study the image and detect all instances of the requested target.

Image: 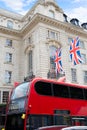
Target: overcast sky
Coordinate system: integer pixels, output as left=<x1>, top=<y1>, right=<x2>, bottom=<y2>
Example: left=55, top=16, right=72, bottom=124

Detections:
left=0, top=0, right=87, bottom=23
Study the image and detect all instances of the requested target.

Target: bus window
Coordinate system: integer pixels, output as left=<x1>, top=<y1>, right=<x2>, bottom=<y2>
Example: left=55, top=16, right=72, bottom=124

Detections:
left=71, top=117, right=87, bottom=126
left=26, top=115, right=53, bottom=130
left=54, top=110, right=71, bottom=126
left=84, top=89, right=87, bottom=100
left=5, top=114, right=24, bottom=130
left=53, top=84, right=69, bottom=98
left=35, top=81, right=52, bottom=96
left=70, top=87, right=84, bottom=99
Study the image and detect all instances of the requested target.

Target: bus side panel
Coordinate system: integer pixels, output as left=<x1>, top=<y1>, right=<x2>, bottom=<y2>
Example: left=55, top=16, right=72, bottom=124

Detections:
left=28, top=88, right=87, bottom=116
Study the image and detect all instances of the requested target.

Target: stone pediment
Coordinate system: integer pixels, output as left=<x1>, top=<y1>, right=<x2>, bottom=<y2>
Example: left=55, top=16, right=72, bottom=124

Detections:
left=46, top=39, right=61, bottom=48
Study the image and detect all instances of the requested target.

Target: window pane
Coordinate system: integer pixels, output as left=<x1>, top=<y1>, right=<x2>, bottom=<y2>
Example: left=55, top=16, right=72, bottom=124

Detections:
left=29, top=50, right=32, bottom=72
left=5, top=70, right=12, bottom=83
left=71, top=68, right=77, bottom=82
left=49, top=10, right=55, bottom=18
left=28, top=115, right=53, bottom=129
left=35, top=81, right=52, bottom=96
left=54, top=115, right=68, bottom=125
left=48, top=30, right=58, bottom=40
left=54, top=115, right=63, bottom=125
left=48, top=46, right=57, bottom=78
left=5, top=53, right=12, bottom=62
left=70, top=87, right=84, bottom=99
left=50, top=31, right=55, bottom=39
left=84, top=89, right=87, bottom=99
left=3, top=91, right=9, bottom=103
left=80, top=40, right=85, bottom=49
left=83, top=71, right=87, bottom=83
left=81, top=54, right=86, bottom=64
left=54, top=110, right=70, bottom=115
left=11, top=82, right=29, bottom=100
left=68, top=38, right=72, bottom=45
left=6, top=39, right=12, bottom=47
left=7, top=20, right=13, bottom=29
left=6, top=114, right=24, bottom=130
left=50, top=46, right=57, bottom=70
left=53, top=84, right=69, bottom=98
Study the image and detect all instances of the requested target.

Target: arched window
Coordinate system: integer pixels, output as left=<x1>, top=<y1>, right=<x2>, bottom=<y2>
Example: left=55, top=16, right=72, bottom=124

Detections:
left=48, top=45, right=63, bottom=79
left=49, top=46, right=57, bottom=79
left=50, top=46, right=57, bottom=70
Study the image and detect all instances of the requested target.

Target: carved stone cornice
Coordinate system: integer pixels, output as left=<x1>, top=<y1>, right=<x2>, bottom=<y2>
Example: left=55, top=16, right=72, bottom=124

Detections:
left=21, top=13, right=65, bottom=35
left=21, top=13, right=87, bottom=38
left=64, top=23, right=87, bottom=38
left=0, top=13, right=87, bottom=39
left=46, top=38, right=61, bottom=48
left=0, top=25, right=21, bottom=37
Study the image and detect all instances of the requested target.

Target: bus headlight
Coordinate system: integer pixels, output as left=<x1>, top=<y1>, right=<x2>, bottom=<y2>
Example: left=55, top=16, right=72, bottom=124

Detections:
left=1, top=128, right=5, bottom=130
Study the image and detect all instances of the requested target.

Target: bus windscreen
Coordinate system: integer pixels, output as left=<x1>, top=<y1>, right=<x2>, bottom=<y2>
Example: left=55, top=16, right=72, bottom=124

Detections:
left=8, top=82, right=30, bottom=112
left=11, top=82, right=29, bottom=100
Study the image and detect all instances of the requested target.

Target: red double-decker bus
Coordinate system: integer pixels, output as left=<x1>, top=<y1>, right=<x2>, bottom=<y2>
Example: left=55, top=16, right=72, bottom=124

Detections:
left=4, top=77, right=87, bottom=130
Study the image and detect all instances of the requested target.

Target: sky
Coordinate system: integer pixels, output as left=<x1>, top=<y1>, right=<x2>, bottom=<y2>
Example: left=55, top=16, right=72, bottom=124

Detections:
left=0, top=0, right=87, bottom=23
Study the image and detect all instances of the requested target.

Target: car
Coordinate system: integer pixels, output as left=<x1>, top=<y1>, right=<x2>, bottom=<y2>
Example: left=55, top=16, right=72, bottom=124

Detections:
left=37, top=125, right=67, bottom=130
left=61, top=126, right=87, bottom=130
left=37, top=126, right=87, bottom=130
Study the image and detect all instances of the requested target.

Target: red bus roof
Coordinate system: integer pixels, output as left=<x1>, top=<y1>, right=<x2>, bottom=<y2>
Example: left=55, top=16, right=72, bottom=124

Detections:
left=31, top=77, right=87, bottom=89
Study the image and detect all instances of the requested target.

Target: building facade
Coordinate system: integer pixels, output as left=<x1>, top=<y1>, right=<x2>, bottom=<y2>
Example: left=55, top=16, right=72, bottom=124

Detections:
left=0, top=0, right=87, bottom=105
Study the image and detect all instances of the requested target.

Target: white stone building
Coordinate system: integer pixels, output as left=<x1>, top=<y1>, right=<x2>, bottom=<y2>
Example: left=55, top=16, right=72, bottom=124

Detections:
left=0, top=0, right=87, bottom=104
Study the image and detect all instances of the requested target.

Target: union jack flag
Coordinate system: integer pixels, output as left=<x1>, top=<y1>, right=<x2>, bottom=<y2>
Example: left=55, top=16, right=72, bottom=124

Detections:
left=54, top=48, right=63, bottom=74
left=69, top=37, right=83, bottom=65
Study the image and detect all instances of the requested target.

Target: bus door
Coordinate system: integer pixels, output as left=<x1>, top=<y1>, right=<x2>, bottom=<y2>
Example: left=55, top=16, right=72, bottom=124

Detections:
left=71, top=117, right=86, bottom=126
